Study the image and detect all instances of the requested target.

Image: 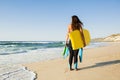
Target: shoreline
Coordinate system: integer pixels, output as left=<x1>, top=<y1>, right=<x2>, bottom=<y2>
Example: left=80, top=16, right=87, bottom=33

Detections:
left=23, top=42, right=120, bottom=80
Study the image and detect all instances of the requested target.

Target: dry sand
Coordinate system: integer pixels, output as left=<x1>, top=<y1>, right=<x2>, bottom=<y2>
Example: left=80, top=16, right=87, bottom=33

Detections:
left=23, top=42, right=120, bottom=80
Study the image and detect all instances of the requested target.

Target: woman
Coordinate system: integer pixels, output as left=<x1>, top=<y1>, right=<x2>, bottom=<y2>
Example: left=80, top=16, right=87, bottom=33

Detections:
left=66, top=15, right=86, bottom=71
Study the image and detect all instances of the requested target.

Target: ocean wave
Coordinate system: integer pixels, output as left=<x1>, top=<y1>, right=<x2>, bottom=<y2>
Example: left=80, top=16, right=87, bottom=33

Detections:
left=0, top=41, right=64, bottom=46
left=0, top=41, right=64, bottom=55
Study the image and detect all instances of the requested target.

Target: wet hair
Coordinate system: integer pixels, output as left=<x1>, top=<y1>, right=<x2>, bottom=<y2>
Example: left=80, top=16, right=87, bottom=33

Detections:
left=71, top=15, right=83, bottom=31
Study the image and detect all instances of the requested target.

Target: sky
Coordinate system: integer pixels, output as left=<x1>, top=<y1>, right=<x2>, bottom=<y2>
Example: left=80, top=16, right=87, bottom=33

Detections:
left=0, top=0, right=120, bottom=41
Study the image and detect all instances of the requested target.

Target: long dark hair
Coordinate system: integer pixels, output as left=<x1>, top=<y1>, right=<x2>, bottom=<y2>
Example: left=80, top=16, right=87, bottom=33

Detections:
left=71, top=15, right=83, bottom=31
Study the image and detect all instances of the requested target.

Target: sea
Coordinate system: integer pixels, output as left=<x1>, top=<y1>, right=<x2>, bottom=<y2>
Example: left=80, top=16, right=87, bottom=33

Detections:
left=0, top=41, right=108, bottom=80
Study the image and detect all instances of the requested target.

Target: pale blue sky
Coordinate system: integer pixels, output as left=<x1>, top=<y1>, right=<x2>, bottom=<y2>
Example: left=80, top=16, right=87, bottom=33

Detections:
left=0, top=0, right=120, bottom=41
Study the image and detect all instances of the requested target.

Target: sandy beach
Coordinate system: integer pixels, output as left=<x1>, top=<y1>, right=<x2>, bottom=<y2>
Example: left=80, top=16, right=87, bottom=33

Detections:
left=23, top=42, right=120, bottom=80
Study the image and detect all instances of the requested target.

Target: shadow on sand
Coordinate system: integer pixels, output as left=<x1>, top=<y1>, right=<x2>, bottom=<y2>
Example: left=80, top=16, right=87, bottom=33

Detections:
left=79, top=60, right=120, bottom=70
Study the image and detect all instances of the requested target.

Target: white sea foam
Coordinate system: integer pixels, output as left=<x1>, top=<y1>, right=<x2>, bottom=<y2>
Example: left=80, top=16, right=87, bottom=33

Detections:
left=0, top=48, right=63, bottom=64
left=0, top=64, right=36, bottom=80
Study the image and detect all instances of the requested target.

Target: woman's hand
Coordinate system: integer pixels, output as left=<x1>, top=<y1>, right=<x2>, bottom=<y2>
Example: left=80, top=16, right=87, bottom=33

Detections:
left=83, top=41, right=86, bottom=47
left=65, top=40, right=69, bottom=47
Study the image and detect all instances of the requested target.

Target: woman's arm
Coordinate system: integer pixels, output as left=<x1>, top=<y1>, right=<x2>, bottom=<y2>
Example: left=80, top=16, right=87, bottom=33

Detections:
left=66, top=25, right=70, bottom=44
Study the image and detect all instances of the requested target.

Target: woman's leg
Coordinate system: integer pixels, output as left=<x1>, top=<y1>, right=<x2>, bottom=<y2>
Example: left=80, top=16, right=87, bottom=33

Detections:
left=67, top=40, right=74, bottom=70
left=74, top=49, right=79, bottom=69
left=68, top=46, right=74, bottom=70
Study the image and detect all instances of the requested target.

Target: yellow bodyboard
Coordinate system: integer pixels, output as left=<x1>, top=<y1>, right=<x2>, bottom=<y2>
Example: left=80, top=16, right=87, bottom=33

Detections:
left=69, top=29, right=91, bottom=50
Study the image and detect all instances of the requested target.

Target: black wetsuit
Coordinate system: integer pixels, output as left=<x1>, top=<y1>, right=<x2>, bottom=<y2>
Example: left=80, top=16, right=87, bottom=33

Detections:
left=67, top=40, right=79, bottom=69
